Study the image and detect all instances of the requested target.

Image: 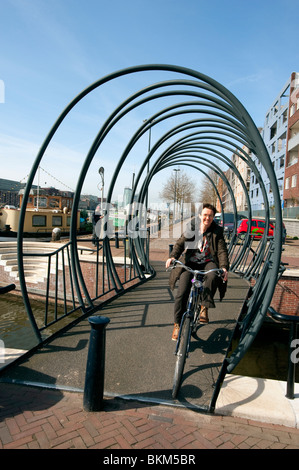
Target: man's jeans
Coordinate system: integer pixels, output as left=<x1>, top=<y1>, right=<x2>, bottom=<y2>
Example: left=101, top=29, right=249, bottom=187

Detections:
left=173, top=260, right=219, bottom=324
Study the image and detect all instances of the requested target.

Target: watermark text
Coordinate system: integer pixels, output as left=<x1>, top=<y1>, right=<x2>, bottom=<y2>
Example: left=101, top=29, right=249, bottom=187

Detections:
left=94, top=202, right=203, bottom=248
left=291, top=339, right=299, bottom=364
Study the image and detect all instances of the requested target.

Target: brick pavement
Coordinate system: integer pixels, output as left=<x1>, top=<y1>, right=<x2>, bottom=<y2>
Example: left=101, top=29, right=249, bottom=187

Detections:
left=1, top=236, right=299, bottom=451
left=1, top=382, right=299, bottom=450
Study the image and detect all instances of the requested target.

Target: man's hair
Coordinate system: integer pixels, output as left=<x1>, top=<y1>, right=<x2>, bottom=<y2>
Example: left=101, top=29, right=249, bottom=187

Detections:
left=202, top=203, right=217, bottom=215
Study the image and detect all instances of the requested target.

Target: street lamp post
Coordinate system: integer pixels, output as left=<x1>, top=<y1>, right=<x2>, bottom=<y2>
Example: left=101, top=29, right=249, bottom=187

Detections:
left=98, top=167, right=104, bottom=210
left=173, top=168, right=180, bottom=223
left=143, top=119, right=152, bottom=211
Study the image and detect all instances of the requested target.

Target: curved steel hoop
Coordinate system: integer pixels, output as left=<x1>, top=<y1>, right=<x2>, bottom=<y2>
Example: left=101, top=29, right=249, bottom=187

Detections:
left=17, top=64, right=283, bottom=369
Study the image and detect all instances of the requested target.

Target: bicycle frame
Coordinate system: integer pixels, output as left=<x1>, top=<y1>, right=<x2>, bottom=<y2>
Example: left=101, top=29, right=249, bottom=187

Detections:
left=169, top=260, right=224, bottom=399
left=170, top=260, right=224, bottom=353
left=174, top=272, right=203, bottom=357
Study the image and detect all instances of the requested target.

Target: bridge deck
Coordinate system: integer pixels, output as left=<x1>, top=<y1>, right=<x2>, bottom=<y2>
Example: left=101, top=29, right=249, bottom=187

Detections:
left=0, top=261, right=249, bottom=410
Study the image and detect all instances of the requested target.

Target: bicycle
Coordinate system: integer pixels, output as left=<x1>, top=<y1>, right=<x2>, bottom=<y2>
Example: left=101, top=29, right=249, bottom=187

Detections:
left=168, top=260, right=224, bottom=399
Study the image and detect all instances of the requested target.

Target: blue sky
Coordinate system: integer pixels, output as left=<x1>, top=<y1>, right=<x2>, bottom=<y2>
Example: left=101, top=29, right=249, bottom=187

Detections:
left=0, top=0, right=298, bottom=204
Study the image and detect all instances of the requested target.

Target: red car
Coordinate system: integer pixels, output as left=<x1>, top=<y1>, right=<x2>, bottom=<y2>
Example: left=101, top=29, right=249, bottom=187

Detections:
left=237, top=218, right=275, bottom=239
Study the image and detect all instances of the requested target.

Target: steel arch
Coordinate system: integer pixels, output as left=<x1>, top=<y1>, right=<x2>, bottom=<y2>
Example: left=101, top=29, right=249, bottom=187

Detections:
left=17, top=64, right=283, bottom=377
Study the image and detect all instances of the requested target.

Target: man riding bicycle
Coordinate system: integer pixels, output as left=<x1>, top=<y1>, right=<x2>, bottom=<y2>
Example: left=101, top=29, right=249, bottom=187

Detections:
left=166, top=203, right=229, bottom=341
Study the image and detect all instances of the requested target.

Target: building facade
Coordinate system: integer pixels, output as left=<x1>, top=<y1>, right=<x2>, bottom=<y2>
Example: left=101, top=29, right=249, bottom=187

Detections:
left=0, top=178, right=30, bottom=208
left=249, top=77, right=290, bottom=212
left=284, top=71, right=299, bottom=212
left=218, top=73, right=299, bottom=217
left=220, top=146, right=251, bottom=214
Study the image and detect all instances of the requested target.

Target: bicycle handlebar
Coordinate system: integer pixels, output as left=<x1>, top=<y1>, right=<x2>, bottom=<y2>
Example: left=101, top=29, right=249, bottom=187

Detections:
left=167, top=259, right=224, bottom=277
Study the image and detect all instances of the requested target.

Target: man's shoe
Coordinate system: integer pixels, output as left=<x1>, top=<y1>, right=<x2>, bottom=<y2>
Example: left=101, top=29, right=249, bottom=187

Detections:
left=172, top=323, right=180, bottom=341
left=199, top=306, right=209, bottom=324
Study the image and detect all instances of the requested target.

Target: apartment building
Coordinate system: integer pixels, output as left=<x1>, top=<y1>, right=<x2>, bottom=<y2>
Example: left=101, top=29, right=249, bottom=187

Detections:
left=249, top=77, right=290, bottom=212
left=284, top=72, right=299, bottom=211
left=221, top=146, right=251, bottom=213
left=0, top=178, right=28, bottom=207
left=219, top=73, right=299, bottom=217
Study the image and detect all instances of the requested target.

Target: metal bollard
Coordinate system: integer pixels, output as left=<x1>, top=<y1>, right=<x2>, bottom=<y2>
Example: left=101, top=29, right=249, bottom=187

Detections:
left=83, top=316, right=110, bottom=411
left=52, top=227, right=61, bottom=241
left=115, top=231, right=119, bottom=248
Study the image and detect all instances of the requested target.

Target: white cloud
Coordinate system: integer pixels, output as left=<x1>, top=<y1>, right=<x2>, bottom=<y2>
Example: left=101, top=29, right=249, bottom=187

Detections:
left=226, top=73, right=266, bottom=89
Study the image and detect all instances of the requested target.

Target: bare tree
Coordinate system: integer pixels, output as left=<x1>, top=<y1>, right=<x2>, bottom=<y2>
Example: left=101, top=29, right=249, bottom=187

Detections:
left=159, top=169, right=198, bottom=204
left=198, top=169, right=220, bottom=206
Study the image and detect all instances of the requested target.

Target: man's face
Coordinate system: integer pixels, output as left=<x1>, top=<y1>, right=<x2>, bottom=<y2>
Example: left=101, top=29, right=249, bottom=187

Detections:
left=200, top=208, right=214, bottom=231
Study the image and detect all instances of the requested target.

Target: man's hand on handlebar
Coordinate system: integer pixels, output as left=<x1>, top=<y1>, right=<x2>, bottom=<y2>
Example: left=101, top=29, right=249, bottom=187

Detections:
left=221, top=268, right=228, bottom=282
left=166, top=258, right=228, bottom=281
left=165, top=257, right=175, bottom=269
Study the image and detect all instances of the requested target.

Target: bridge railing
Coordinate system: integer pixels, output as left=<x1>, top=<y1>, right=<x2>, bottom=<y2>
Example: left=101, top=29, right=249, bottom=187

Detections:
left=20, top=232, right=150, bottom=342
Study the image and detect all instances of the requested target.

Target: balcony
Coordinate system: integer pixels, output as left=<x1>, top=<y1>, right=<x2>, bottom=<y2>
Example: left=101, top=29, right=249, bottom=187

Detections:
left=288, top=132, right=299, bottom=152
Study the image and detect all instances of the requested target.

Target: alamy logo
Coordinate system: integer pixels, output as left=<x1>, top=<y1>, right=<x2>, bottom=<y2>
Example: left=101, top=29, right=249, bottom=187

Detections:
left=290, top=78, right=299, bottom=105
left=0, top=80, right=4, bottom=103
left=291, top=339, right=299, bottom=364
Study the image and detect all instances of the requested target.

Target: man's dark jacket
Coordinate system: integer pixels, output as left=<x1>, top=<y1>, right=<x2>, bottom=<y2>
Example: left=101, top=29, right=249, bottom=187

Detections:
left=169, top=218, right=229, bottom=300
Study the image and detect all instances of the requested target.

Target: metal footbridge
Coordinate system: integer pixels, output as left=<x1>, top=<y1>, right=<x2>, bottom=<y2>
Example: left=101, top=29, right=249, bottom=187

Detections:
left=0, top=65, right=285, bottom=411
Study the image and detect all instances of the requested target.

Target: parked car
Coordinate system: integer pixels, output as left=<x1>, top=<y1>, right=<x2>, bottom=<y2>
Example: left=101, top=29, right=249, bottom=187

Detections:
left=215, top=212, right=246, bottom=232
left=237, top=218, right=286, bottom=242
left=214, top=213, right=222, bottom=225
left=270, top=219, right=287, bottom=244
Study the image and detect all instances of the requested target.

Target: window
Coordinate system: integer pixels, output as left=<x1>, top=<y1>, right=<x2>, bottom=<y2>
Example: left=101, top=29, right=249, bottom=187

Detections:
left=278, top=133, right=286, bottom=151
left=292, top=174, right=297, bottom=188
left=278, top=177, right=283, bottom=190
left=49, top=198, right=60, bottom=208
left=34, top=196, right=47, bottom=208
left=257, top=221, right=266, bottom=228
left=270, top=123, right=277, bottom=139
left=223, top=214, right=234, bottom=223
left=52, top=215, right=62, bottom=226
left=290, top=104, right=296, bottom=117
left=288, top=151, right=298, bottom=167
left=280, top=87, right=290, bottom=108
left=282, top=109, right=288, bottom=124
left=285, top=177, right=290, bottom=189
left=290, top=128, right=298, bottom=140
left=32, top=215, right=46, bottom=227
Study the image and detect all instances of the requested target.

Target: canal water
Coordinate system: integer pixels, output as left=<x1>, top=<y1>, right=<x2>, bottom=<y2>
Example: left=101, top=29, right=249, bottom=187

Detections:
left=0, top=293, right=38, bottom=351
left=0, top=292, right=71, bottom=352
left=0, top=235, right=83, bottom=356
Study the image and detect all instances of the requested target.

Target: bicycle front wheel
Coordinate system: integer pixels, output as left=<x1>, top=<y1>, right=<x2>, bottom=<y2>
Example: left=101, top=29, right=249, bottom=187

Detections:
left=172, top=315, right=190, bottom=399
left=191, top=297, right=201, bottom=337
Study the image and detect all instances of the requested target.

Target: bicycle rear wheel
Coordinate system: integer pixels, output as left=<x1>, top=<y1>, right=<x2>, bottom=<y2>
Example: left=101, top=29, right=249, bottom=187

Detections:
left=172, top=315, right=190, bottom=399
